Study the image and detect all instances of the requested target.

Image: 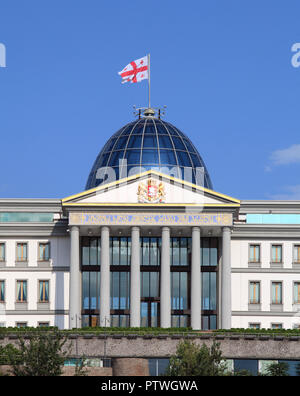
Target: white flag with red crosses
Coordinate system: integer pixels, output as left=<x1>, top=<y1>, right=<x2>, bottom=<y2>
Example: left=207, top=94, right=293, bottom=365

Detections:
left=118, top=56, right=148, bottom=84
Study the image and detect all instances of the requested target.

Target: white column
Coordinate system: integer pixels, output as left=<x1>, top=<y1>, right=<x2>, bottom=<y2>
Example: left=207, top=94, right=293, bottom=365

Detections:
left=221, top=226, right=231, bottom=329
left=100, top=226, right=110, bottom=327
left=160, top=226, right=171, bottom=328
left=69, top=226, right=81, bottom=329
left=191, top=227, right=201, bottom=330
left=130, top=226, right=140, bottom=327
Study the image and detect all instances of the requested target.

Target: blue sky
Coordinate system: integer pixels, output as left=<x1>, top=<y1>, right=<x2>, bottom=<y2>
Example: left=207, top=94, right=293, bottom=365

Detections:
left=0, top=0, right=300, bottom=199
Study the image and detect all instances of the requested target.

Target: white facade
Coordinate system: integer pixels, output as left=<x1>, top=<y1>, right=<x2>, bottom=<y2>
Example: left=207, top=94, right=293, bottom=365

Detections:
left=1, top=174, right=300, bottom=330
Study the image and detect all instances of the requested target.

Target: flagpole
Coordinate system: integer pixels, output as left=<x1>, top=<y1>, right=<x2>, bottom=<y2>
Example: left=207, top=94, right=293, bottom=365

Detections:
left=148, top=53, right=151, bottom=108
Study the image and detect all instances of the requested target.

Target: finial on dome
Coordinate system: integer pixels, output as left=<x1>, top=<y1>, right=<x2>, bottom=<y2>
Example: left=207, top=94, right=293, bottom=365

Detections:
left=143, top=108, right=155, bottom=117
left=133, top=105, right=166, bottom=119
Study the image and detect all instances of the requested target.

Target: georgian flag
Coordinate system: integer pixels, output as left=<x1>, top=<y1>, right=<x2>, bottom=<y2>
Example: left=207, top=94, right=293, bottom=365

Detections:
left=118, top=56, right=148, bottom=84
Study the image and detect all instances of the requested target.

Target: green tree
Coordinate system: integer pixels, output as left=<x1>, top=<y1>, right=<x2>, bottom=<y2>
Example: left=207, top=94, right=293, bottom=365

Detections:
left=264, top=362, right=289, bottom=376
left=7, top=331, right=69, bottom=376
left=165, top=340, right=229, bottom=376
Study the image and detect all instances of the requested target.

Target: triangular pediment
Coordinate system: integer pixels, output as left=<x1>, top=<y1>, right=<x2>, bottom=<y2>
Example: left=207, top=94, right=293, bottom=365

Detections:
left=62, top=171, right=240, bottom=208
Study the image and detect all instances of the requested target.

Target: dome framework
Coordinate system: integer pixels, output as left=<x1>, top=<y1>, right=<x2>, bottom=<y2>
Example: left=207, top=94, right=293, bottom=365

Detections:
left=86, top=115, right=213, bottom=190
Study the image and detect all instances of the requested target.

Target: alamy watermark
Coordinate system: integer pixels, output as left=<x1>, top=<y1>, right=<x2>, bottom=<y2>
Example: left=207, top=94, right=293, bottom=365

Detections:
left=94, top=160, right=206, bottom=213
left=291, top=43, right=300, bottom=68
left=0, top=43, right=6, bottom=68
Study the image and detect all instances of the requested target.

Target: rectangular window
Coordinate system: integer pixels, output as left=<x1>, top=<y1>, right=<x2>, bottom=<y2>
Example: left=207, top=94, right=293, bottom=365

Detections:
left=271, top=323, right=283, bottom=329
left=141, top=238, right=160, bottom=266
left=249, top=281, right=260, bottom=304
left=0, top=280, right=4, bottom=302
left=16, top=280, right=27, bottom=302
left=294, top=245, right=300, bottom=263
left=110, top=272, right=130, bottom=310
left=272, top=282, right=282, bottom=304
left=0, top=243, right=5, bottom=261
left=38, top=322, right=50, bottom=327
left=249, top=245, right=260, bottom=263
left=201, top=238, right=218, bottom=266
left=170, top=238, right=191, bottom=266
left=171, top=315, right=188, bottom=328
left=294, top=282, right=300, bottom=304
left=16, top=322, right=27, bottom=328
left=202, top=272, right=217, bottom=310
left=249, top=323, right=260, bottom=329
left=81, top=237, right=101, bottom=266
left=110, top=237, right=131, bottom=266
left=82, top=272, right=100, bottom=310
left=271, top=245, right=282, bottom=263
left=171, top=272, right=188, bottom=310
left=16, top=243, right=28, bottom=261
left=39, top=280, right=49, bottom=302
left=38, top=242, right=50, bottom=261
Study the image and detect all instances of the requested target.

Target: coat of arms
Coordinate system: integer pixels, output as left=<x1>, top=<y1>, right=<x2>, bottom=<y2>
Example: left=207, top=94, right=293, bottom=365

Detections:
left=137, top=179, right=166, bottom=203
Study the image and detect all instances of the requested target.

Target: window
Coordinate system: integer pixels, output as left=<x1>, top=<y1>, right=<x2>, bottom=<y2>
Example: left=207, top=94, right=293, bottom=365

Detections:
left=201, top=238, right=218, bottom=266
left=234, top=359, right=258, bottom=376
left=16, top=242, right=28, bottom=261
left=82, top=272, right=100, bottom=310
left=202, top=272, right=217, bottom=310
left=249, top=282, right=260, bottom=304
left=16, top=280, right=27, bottom=302
left=294, top=245, right=300, bottom=263
left=272, top=282, right=282, bottom=304
left=249, top=245, right=260, bottom=263
left=38, top=242, right=50, bottom=261
left=294, top=282, right=300, bottom=304
left=0, top=243, right=5, bottom=261
left=271, top=323, right=283, bottom=329
left=110, top=237, right=131, bottom=266
left=16, top=322, right=27, bottom=328
left=171, top=272, right=188, bottom=310
left=38, top=322, right=50, bottom=327
left=271, top=245, right=282, bottom=263
left=110, top=272, right=130, bottom=310
left=170, top=238, right=191, bottom=266
left=141, top=272, right=159, bottom=298
left=110, top=315, right=129, bottom=328
left=141, top=237, right=160, bottom=266
left=39, top=280, right=49, bottom=302
left=249, top=323, right=260, bottom=329
left=0, top=280, right=4, bottom=302
left=81, top=237, right=101, bottom=266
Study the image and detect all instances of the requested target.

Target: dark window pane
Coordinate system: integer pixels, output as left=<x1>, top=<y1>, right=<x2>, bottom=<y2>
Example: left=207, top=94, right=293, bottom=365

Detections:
left=142, top=149, right=159, bottom=163
left=158, top=135, right=173, bottom=149
left=127, top=135, right=142, bottom=149
left=144, top=121, right=156, bottom=134
left=125, top=150, right=141, bottom=165
left=90, top=272, right=97, bottom=309
left=234, top=360, right=258, bottom=376
left=131, top=124, right=145, bottom=135
left=171, top=136, right=186, bottom=150
left=82, top=272, right=89, bottom=309
left=159, top=149, right=177, bottom=165
left=176, top=151, right=192, bottom=167
left=114, top=136, right=128, bottom=150
left=103, top=138, right=117, bottom=153
left=108, top=150, right=124, bottom=166
left=182, top=139, right=196, bottom=153
left=143, top=135, right=157, bottom=148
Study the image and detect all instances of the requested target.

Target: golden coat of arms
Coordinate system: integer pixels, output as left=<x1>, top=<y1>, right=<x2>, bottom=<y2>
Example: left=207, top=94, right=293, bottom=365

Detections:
left=137, top=179, right=166, bottom=203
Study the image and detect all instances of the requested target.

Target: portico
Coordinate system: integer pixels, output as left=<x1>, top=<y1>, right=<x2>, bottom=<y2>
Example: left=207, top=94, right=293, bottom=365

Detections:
left=63, top=171, right=239, bottom=330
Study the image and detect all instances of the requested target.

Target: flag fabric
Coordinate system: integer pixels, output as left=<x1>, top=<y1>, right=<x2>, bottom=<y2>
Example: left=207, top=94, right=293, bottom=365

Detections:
left=118, top=56, right=148, bottom=84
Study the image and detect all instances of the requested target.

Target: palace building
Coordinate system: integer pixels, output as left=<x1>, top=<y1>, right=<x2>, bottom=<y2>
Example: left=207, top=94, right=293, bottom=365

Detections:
left=1, top=107, right=300, bottom=331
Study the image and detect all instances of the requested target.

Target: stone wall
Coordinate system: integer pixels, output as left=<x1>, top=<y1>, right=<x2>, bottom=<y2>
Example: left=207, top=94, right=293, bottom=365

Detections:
left=2, top=333, right=300, bottom=361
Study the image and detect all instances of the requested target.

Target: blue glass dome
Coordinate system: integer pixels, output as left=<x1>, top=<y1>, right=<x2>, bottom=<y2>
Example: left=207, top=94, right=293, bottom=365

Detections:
left=86, top=116, right=213, bottom=190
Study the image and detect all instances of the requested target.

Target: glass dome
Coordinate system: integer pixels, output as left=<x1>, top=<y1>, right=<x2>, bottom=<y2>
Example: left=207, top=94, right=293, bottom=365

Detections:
left=85, top=116, right=213, bottom=190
